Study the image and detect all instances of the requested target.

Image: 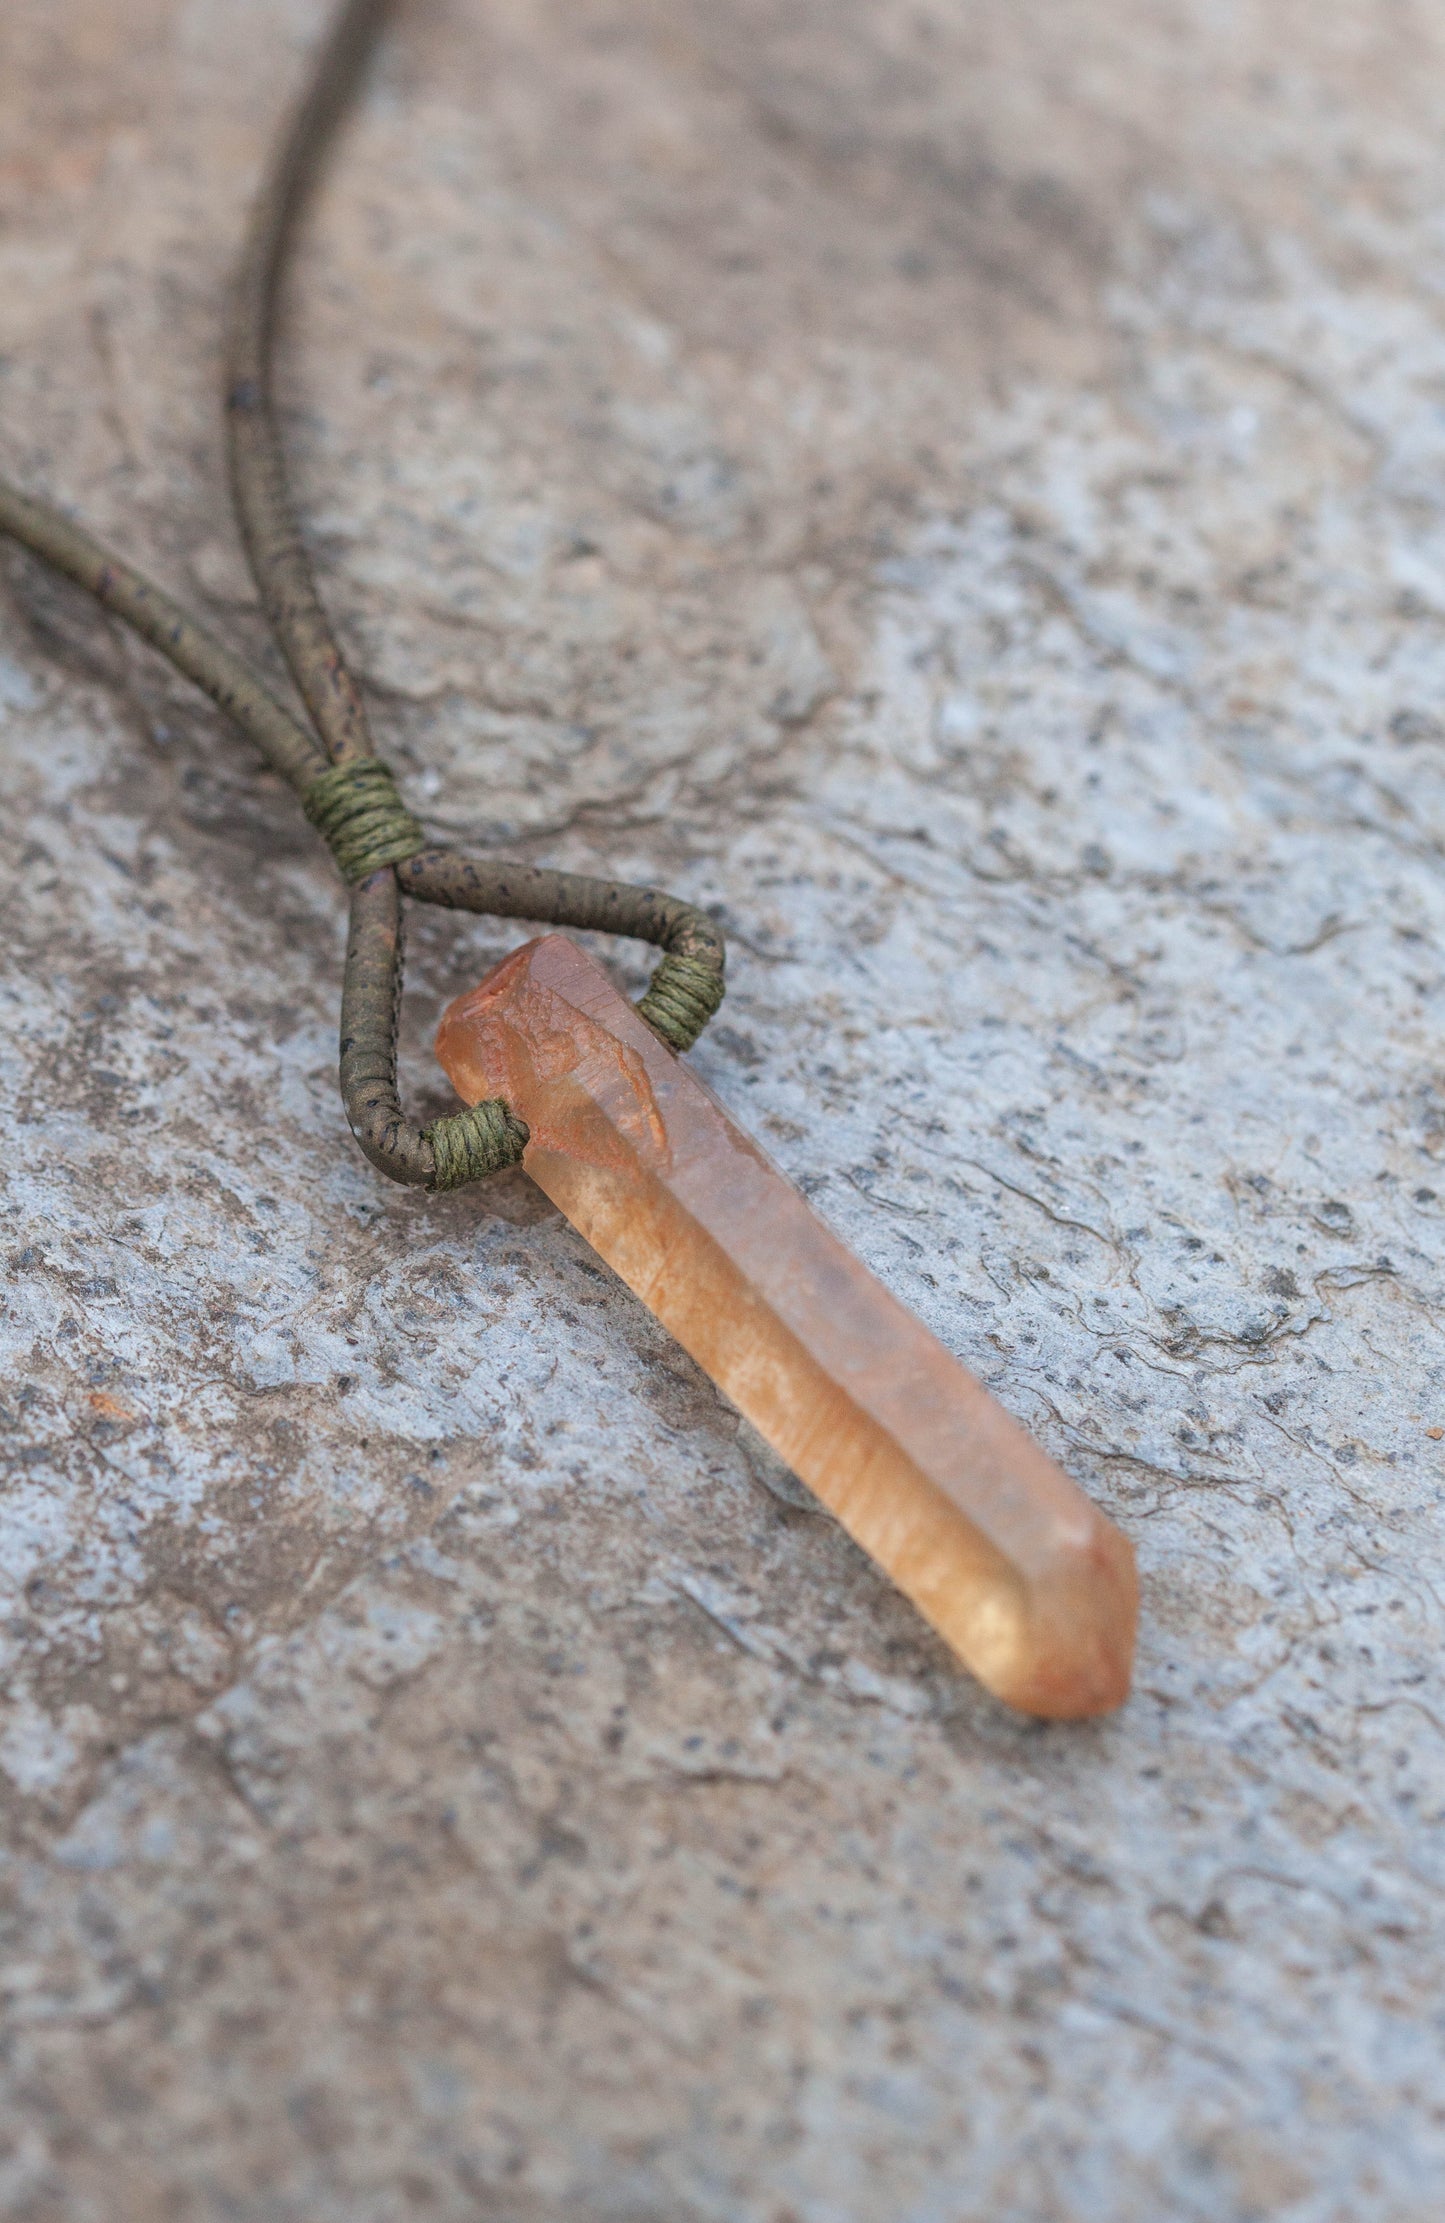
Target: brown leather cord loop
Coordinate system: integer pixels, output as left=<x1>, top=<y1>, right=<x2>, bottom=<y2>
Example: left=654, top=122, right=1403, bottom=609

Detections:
left=0, top=0, right=726, bottom=1195
left=225, top=0, right=725, bottom=1183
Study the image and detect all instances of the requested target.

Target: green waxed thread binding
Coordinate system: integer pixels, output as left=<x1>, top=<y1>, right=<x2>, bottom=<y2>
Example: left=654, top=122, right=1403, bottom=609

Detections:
left=302, top=759, right=428, bottom=883
left=637, top=952, right=727, bottom=1053
left=425, top=1100, right=531, bottom=1189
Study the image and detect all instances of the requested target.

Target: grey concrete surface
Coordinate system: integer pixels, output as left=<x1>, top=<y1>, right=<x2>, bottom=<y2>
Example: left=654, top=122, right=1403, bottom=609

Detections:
left=3, top=3, right=1444, bottom=2217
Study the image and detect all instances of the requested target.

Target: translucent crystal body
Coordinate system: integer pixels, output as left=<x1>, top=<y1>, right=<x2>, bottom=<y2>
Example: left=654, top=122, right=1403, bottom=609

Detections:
left=436, top=936, right=1137, bottom=1717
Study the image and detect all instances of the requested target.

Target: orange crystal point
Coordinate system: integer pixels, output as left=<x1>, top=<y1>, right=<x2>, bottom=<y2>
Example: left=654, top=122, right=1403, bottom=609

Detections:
left=435, top=936, right=1138, bottom=1719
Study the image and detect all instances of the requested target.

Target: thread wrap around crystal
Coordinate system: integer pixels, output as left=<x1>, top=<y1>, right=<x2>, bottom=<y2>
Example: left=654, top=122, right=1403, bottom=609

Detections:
left=424, top=1097, right=530, bottom=1189
left=637, top=951, right=727, bottom=1052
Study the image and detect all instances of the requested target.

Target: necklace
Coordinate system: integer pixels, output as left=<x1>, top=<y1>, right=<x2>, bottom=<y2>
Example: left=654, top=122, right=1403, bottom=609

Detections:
left=0, top=0, right=1135, bottom=1718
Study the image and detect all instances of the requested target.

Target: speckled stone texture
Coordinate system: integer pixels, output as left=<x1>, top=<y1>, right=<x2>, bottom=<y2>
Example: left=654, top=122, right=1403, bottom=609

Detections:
left=2, top=3, right=1443, bottom=2218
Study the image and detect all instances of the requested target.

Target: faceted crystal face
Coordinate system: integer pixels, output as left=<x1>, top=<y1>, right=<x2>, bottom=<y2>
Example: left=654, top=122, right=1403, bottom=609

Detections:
left=436, top=936, right=1137, bottom=1718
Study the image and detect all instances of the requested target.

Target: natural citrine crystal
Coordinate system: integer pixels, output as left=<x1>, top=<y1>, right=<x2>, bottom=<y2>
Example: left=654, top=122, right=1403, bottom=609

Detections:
left=436, top=936, right=1137, bottom=1718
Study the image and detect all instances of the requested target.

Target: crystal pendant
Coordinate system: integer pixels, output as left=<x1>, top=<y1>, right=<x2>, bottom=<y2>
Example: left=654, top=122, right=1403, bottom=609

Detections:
left=436, top=936, right=1137, bottom=1718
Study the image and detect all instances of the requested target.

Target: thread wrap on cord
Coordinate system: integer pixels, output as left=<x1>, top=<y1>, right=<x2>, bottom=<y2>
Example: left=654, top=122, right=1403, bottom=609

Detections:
left=637, top=951, right=727, bottom=1053
left=303, top=757, right=428, bottom=883
left=424, top=1098, right=530, bottom=1190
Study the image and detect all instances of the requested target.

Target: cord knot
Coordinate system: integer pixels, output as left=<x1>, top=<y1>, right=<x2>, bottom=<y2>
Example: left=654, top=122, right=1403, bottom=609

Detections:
left=637, top=951, right=725, bottom=1052
left=303, top=757, right=427, bottom=883
left=424, top=1098, right=530, bottom=1189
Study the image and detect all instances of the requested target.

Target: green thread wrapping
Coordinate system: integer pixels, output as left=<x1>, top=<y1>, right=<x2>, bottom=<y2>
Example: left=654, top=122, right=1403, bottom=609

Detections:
left=637, top=951, right=726, bottom=1052
left=425, top=1098, right=530, bottom=1190
left=303, top=758, right=427, bottom=883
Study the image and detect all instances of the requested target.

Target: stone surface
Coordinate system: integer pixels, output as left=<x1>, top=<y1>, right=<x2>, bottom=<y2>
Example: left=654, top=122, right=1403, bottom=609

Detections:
left=438, top=934, right=1137, bottom=1715
left=3, top=1, right=1445, bottom=2217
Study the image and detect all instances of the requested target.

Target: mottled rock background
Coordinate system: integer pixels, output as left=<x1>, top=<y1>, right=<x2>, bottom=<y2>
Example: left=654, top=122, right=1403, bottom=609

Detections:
left=3, top=2, right=1445, bottom=2217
